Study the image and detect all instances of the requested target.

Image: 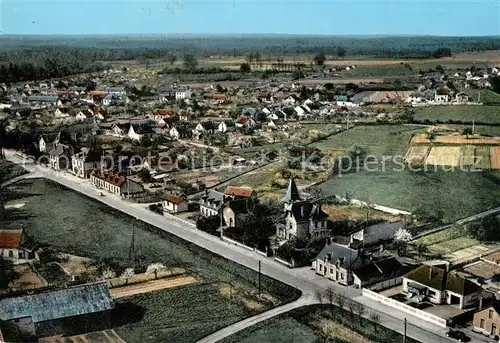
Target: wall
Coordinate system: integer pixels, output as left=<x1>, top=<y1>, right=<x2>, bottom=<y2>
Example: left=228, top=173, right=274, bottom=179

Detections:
left=368, top=277, right=403, bottom=292
left=362, top=288, right=447, bottom=328
left=473, top=307, right=500, bottom=336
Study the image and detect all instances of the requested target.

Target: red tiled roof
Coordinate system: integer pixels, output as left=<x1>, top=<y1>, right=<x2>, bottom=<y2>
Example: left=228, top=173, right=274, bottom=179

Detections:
left=153, top=109, right=176, bottom=116
left=90, top=170, right=126, bottom=187
left=0, top=229, right=23, bottom=249
left=164, top=193, right=186, bottom=205
left=237, top=116, right=249, bottom=124
left=89, top=91, right=107, bottom=97
left=224, top=186, right=256, bottom=198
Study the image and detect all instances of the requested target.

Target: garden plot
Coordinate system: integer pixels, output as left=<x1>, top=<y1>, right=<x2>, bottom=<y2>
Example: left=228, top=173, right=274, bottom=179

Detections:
left=490, top=147, right=500, bottom=169
left=445, top=244, right=497, bottom=262
left=460, top=146, right=475, bottom=167
left=424, top=147, right=461, bottom=167
left=474, top=146, right=491, bottom=169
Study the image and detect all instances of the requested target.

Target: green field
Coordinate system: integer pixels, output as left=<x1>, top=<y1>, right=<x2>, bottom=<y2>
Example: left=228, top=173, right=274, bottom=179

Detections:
left=413, top=227, right=480, bottom=257
left=220, top=305, right=422, bottom=343
left=0, top=160, right=27, bottom=184
left=445, top=124, right=500, bottom=137
left=4, top=179, right=299, bottom=343
left=320, top=164, right=500, bottom=222
left=466, top=90, right=500, bottom=105
left=413, top=105, right=500, bottom=124
left=310, top=125, right=425, bottom=158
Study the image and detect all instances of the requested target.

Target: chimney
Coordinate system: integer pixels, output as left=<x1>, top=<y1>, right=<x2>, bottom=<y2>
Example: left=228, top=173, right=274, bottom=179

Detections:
left=428, top=267, right=433, bottom=280
left=479, top=296, right=484, bottom=310
left=301, top=205, right=305, bottom=218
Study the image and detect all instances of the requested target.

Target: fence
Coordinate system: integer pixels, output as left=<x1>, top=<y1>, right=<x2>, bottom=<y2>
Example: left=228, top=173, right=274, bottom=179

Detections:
left=222, top=236, right=255, bottom=252
left=362, top=288, right=447, bottom=328
left=368, top=277, right=403, bottom=292
left=274, top=257, right=294, bottom=268
left=163, top=211, right=196, bottom=228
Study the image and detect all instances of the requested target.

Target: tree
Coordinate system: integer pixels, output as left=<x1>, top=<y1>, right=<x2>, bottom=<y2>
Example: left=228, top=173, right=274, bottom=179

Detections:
left=335, top=293, right=345, bottom=316
left=394, top=228, right=412, bottom=242
left=183, top=54, right=198, bottom=70
left=240, top=62, right=251, bottom=73
left=337, top=47, right=347, bottom=58
left=137, top=168, right=153, bottom=183
left=355, top=302, right=365, bottom=325
left=314, top=52, right=326, bottom=66
left=369, top=312, right=381, bottom=333
left=347, top=300, right=356, bottom=322
left=146, top=262, right=166, bottom=279
left=0, top=256, right=18, bottom=289
left=463, top=128, right=473, bottom=138
left=315, top=289, right=323, bottom=304
left=140, top=135, right=152, bottom=147
left=120, top=267, right=135, bottom=285
left=393, top=79, right=402, bottom=89
left=325, top=287, right=335, bottom=315
left=491, top=76, right=500, bottom=94
left=392, top=240, right=408, bottom=256
left=435, top=65, right=445, bottom=74
left=196, top=215, right=220, bottom=235
left=166, top=53, right=177, bottom=65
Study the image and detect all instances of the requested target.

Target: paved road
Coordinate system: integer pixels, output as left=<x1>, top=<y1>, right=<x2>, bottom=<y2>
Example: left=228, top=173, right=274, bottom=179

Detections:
left=2, top=151, right=488, bottom=343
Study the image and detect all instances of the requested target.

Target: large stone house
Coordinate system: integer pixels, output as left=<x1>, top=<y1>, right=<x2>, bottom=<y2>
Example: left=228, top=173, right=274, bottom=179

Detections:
left=199, top=189, right=225, bottom=217
left=71, top=148, right=101, bottom=178
left=277, top=179, right=328, bottom=240
left=224, top=186, right=258, bottom=201
left=0, top=228, right=39, bottom=264
left=38, top=132, right=60, bottom=153
left=403, top=265, right=481, bottom=309
left=48, top=144, right=73, bottom=171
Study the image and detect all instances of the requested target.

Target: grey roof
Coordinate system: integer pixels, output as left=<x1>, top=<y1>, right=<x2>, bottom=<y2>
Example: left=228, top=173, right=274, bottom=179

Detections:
left=28, top=96, right=59, bottom=103
left=287, top=202, right=328, bottom=222
left=106, top=87, right=126, bottom=93
left=0, top=281, right=114, bottom=323
left=200, top=190, right=225, bottom=210
left=284, top=178, right=301, bottom=203
left=364, top=222, right=404, bottom=243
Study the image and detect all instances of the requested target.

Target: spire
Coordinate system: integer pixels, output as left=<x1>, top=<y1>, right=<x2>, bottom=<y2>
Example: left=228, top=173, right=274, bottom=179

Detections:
left=284, top=178, right=301, bottom=203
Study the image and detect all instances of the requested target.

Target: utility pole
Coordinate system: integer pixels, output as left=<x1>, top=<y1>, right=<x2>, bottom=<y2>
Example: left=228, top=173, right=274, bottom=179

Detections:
left=472, top=119, right=475, bottom=135
left=258, top=260, right=262, bottom=298
left=403, top=318, right=407, bottom=343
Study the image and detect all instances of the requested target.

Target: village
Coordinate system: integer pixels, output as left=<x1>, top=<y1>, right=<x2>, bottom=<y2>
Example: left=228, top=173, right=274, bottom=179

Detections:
left=3, top=47, right=500, bottom=343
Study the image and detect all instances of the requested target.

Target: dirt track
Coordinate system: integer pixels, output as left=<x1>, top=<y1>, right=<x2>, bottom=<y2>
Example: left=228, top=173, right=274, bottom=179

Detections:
left=110, top=275, right=199, bottom=299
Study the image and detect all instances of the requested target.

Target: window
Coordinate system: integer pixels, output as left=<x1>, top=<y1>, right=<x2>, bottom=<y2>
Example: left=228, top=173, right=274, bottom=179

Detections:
left=480, top=319, right=485, bottom=329
left=8, top=250, right=13, bottom=258
left=490, top=310, right=494, bottom=319
left=428, top=290, right=436, bottom=297
left=340, top=273, right=344, bottom=280
left=330, top=268, right=334, bottom=274
left=319, top=264, right=323, bottom=272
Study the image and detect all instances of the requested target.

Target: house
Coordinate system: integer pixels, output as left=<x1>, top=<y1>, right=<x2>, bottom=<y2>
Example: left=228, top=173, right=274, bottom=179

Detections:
left=352, top=257, right=411, bottom=289
left=53, top=108, right=69, bottom=118
left=159, top=86, right=191, bottom=101
left=434, top=93, right=450, bottom=104
left=277, top=179, right=328, bottom=240
left=312, top=242, right=365, bottom=286
left=455, top=92, right=472, bottom=104
left=406, top=92, right=425, bottom=104
left=27, top=96, right=61, bottom=107
left=75, top=111, right=87, bottom=122
left=128, top=123, right=154, bottom=141
left=168, top=126, right=192, bottom=140
left=89, top=170, right=143, bottom=197
left=194, top=122, right=217, bottom=135
left=222, top=198, right=251, bottom=227
left=218, top=120, right=235, bottom=133
left=163, top=193, right=188, bottom=213
left=224, top=186, right=258, bottom=200
left=0, top=228, right=39, bottom=264
left=235, top=116, right=256, bottom=129
left=71, top=148, right=101, bottom=178
left=473, top=302, right=500, bottom=338
left=403, top=265, right=481, bottom=309
left=199, top=189, right=226, bottom=217
left=106, top=87, right=126, bottom=96
left=0, top=281, right=114, bottom=338
left=48, top=144, right=73, bottom=171
left=335, top=221, right=405, bottom=247
left=38, top=132, right=60, bottom=153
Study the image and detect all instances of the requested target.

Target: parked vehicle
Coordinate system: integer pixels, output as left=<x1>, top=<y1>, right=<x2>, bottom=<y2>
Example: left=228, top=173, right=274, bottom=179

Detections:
left=446, top=330, right=470, bottom=342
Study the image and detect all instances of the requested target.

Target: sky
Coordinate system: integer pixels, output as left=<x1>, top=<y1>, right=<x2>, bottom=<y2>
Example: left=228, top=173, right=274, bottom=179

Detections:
left=1, top=0, right=500, bottom=36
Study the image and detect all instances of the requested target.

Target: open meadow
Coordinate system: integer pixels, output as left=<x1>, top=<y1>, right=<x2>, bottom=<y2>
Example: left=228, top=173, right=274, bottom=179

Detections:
left=3, top=178, right=300, bottom=343
left=413, top=105, right=500, bottom=124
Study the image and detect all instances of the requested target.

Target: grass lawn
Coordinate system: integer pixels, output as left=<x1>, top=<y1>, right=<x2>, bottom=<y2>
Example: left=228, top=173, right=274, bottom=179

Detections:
left=445, top=124, right=500, bottom=137
left=413, top=226, right=481, bottom=257
left=320, top=165, right=500, bottom=222
left=310, top=125, right=426, bottom=158
left=338, top=64, right=416, bottom=78
left=0, top=160, right=27, bottom=184
left=4, top=179, right=300, bottom=343
left=413, top=105, right=500, bottom=124
left=465, top=89, right=500, bottom=105
left=220, top=305, right=422, bottom=343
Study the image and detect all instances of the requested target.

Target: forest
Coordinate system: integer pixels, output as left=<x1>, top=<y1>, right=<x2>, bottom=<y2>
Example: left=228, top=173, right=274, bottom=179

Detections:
left=0, top=35, right=499, bottom=83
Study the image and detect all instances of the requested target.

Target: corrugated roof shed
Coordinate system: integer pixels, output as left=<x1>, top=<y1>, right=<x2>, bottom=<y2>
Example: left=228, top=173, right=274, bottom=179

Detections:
left=0, top=281, right=114, bottom=323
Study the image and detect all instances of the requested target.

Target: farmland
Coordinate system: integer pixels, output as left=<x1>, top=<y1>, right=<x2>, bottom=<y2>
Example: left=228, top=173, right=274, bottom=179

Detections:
left=320, top=164, right=500, bottom=222
left=310, top=124, right=425, bottom=158
left=3, top=178, right=299, bottom=343
left=413, top=105, right=500, bottom=124
left=424, top=147, right=461, bottom=167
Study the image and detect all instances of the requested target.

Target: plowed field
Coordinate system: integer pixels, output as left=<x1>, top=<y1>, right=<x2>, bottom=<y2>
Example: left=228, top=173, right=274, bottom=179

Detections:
left=491, top=147, right=500, bottom=169
left=425, top=147, right=461, bottom=167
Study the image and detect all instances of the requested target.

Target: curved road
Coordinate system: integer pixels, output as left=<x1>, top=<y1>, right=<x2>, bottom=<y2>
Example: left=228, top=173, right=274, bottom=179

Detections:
left=2, top=151, right=487, bottom=343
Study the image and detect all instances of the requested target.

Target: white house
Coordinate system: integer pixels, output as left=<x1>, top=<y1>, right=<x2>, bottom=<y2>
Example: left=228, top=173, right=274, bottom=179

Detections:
left=71, top=148, right=101, bottom=178
left=0, top=228, right=39, bottom=264
left=54, top=109, right=69, bottom=118
left=175, top=88, right=192, bottom=100
left=163, top=193, right=188, bottom=213
left=218, top=121, right=228, bottom=133
left=48, top=144, right=73, bottom=171
left=312, top=243, right=363, bottom=286
left=199, top=189, right=225, bottom=217
left=75, top=111, right=87, bottom=122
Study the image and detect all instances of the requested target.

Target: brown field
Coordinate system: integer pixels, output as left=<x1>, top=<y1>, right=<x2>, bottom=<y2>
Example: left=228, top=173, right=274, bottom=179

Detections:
left=109, top=275, right=199, bottom=299
left=322, top=205, right=400, bottom=222
left=475, top=147, right=491, bottom=169
left=43, top=330, right=126, bottom=343
left=412, top=134, right=500, bottom=145
left=461, top=146, right=475, bottom=166
left=425, top=147, right=461, bottom=167
left=490, top=147, right=500, bottom=169
left=404, top=146, right=429, bottom=164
